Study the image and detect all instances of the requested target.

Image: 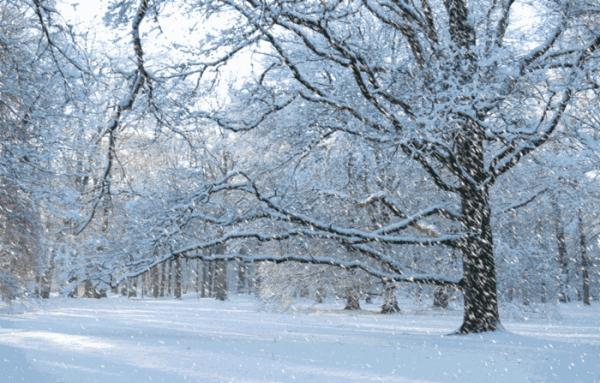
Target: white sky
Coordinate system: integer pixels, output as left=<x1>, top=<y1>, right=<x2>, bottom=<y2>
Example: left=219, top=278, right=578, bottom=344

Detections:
left=56, top=0, right=541, bottom=103
left=57, top=0, right=258, bottom=104
left=58, top=0, right=540, bottom=59
left=58, top=1, right=106, bottom=31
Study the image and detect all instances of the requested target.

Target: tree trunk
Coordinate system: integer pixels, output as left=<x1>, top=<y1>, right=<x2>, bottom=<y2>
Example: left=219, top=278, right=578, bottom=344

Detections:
left=207, top=261, right=215, bottom=297
left=506, top=287, right=514, bottom=302
left=521, top=272, right=530, bottom=306
left=195, top=259, right=201, bottom=294
left=38, top=272, right=51, bottom=299
left=212, top=240, right=227, bottom=301
left=83, top=280, right=105, bottom=299
left=247, top=263, right=256, bottom=294
left=299, top=286, right=309, bottom=298
left=315, top=287, right=325, bottom=303
left=67, top=276, right=78, bottom=297
left=83, top=280, right=95, bottom=298
left=121, top=278, right=137, bottom=297
left=128, top=278, right=135, bottom=297
left=174, top=256, right=182, bottom=299
left=139, top=275, right=144, bottom=299
left=159, top=262, right=166, bottom=297
left=433, top=287, right=449, bottom=309
left=166, top=259, right=172, bottom=296
left=214, top=260, right=228, bottom=301
left=541, top=280, right=547, bottom=303
left=578, top=212, right=591, bottom=306
left=38, top=252, right=55, bottom=299
left=184, top=258, right=190, bottom=295
left=381, top=281, right=400, bottom=313
left=237, top=261, right=247, bottom=293
left=458, top=187, right=501, bottom=333
left=151, top=266, right=159, bottom=298
left=344, top=288, right=360, bottom=310
left=553, top=198, right=570, bottom=303
left=201, top=260, right=208, bottom=297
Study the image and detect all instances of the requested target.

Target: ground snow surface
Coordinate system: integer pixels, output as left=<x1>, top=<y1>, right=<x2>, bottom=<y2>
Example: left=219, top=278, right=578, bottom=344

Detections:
left=0, top=296, right=598, bottom=383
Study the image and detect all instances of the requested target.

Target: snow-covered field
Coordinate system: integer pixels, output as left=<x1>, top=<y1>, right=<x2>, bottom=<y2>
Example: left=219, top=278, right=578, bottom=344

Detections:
left=0, top=296, right=598, bottom=383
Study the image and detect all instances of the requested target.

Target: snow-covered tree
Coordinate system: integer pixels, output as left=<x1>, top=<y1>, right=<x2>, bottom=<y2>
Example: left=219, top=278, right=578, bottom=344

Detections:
left=62, top=0, right=599, bottom=334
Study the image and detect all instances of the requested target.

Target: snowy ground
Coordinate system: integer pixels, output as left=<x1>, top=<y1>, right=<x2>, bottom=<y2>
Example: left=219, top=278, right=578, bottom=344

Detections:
left=0, top=296, right=598, bottom=383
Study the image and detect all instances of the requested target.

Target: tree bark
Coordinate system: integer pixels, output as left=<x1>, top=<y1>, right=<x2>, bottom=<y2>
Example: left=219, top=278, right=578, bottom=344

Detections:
left=433, top=287, right=449, bottom=309
left=130, top=277, right=138, bottom=297
left=458, top=187, right=501, bottom=333
left=38, top=272, right=51, bottom=299
left=381, top=281, right=400, bottom=313
left=453, top=115, right=501, bottom=333
left=174, top=256, right=182, bottom=299
left=83, top=280, right=105, bottom=299
left=195, top=259, right=202, bottom=295
left=214, top=260, right=228, bottom=301
left=213, top=242, right=228, bottom=301
left=201, top=260, right=208, bottom=297
left=166, top=259, right=172, bottom=296
left=151, top=266, right=159, bottom=298
left=344, top=288, right=360, bottom=310
left=38, top=252, right=55, bottom=299
left=237, top=261, right=247, bottom=293
left=521, top=271, right=530, bottom=306
left=159, top=262, right=166, bottom=297
left=315, top=287, right=325, bottom=303
left=207, top=260, right=215, bottom=297
left=541, top=280, right=547, bottom=304
left=578, top=212, right=591, bottom=305
left=553, top=198, right=570, bottom=303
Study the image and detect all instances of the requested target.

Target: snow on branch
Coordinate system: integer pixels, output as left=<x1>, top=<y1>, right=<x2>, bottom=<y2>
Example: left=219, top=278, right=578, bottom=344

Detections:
left=76, top=0, right=153, bottom=235
left=122, top=251, right=463, bottom=290
left=500, top=188, right=548, bottom=214
left=359, top=191, right=462, bottom=237
left=194, top=96, right=298, bottom=132
left=32, top=0, right=91, bottom=76
left=236, top=173, right=465, bottom=246
left=488, top=33, right=600, bottom=181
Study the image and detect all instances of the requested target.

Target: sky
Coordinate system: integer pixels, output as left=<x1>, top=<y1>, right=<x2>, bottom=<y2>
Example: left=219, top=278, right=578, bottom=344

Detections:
left=56, top=0, right=258, bottom=104
left=56, top=0, right=540, bottom=62
left=58, top=1, right=106, bottom=31
left=54, top=0, right=542, bottom=110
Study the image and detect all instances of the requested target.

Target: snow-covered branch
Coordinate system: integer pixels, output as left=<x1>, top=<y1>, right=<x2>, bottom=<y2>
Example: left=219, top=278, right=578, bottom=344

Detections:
left=123, top=251, right=463, bottom=290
